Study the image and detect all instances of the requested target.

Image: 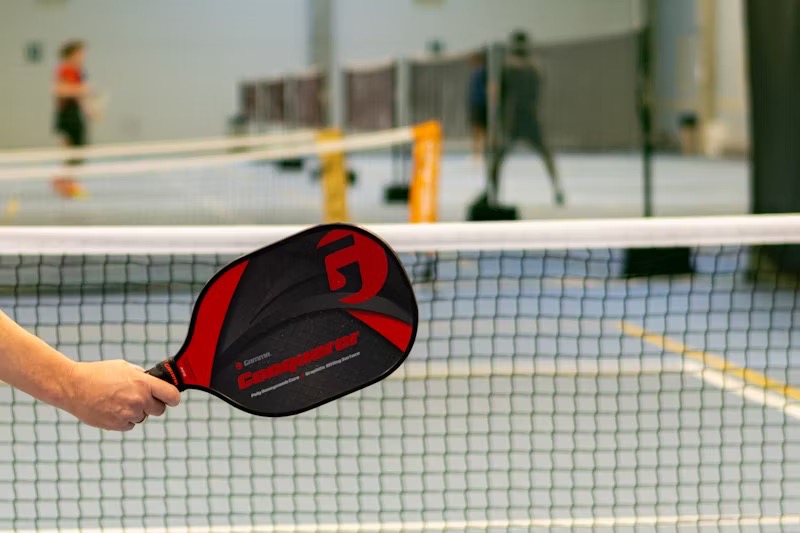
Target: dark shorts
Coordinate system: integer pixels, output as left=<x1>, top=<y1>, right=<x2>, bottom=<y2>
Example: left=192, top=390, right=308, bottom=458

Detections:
left=54, top=105, right=87, bottom=147
left=503, top=111, right=545, bottom=149
left=469, top=105, right=488, bottom=130
left=510, top=122, right=543, bottom=149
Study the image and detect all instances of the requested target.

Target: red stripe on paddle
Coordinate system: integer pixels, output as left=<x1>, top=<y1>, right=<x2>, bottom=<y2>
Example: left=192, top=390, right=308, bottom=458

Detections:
left=347, top=310, right=413, bottom=352
left=177, top=260, right=249, bottom=387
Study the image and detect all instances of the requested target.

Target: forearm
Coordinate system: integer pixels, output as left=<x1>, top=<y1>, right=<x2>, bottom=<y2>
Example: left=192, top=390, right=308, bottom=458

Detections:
left=0, top=310, right=76, bottom=408
left=0, top=311, right=180, bottom=431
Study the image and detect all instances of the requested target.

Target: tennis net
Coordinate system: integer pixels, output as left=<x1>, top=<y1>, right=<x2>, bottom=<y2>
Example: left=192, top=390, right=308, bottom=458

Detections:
left=0, top=126, right=431, bottom=226
left=343, top=60, right=398, bottom=132
left=408, top=49, right=485, bottom=142
left=1, top=215, right=800, bottom=531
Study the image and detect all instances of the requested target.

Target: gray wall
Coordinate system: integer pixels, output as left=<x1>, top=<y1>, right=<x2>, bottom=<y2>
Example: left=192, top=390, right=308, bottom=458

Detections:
left=334, top=0, right=643, bottom=63
left=0, top=0, right=308, bottom=148
left=3, top=0, right=748, bottom=151
left=0, top=0, right=644, bottom=148
left=329, top=0, right=643, bottom=126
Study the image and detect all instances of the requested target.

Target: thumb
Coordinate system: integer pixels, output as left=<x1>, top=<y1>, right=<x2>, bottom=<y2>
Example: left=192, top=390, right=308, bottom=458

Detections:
left=144, top=373, right=181, bottom=407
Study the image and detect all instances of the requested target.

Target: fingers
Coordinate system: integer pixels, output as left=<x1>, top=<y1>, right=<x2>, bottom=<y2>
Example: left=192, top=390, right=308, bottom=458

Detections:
left=132, top=372, right=174, bottom=423
left=67, top=360, right=180, bottom=432
left=113, top=367, right=175, bottom=430
left=145, top=373, right=181, bottom=407
left=143, top=394, right=167, bottom=417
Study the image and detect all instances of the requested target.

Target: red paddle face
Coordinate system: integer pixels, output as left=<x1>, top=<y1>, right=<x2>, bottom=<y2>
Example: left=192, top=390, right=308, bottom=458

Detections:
left=149, top=224, right=418, bottom=417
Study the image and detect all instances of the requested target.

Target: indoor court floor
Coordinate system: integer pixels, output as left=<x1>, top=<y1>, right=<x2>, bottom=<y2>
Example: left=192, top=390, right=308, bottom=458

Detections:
left=0, top=152, right=750, bottom=226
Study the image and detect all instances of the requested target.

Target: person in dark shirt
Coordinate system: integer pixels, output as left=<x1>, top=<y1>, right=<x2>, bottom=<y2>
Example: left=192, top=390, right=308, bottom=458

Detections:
left=468, top=51, right=489, bottom=159
left=53, top=40, right=90, bottom=198
left=489, top=30, right=564, bottom=206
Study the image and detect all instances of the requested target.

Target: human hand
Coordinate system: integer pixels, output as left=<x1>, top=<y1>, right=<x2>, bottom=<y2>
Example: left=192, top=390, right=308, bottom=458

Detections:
left=61, top=360, right=180, bottom=431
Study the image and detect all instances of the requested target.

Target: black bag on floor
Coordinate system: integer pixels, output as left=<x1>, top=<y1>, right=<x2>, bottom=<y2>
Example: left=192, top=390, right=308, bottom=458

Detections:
left=467, top=194, right=518, bottom=221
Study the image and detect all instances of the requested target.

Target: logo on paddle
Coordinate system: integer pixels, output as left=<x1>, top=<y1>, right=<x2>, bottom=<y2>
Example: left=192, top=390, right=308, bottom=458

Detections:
left=317, top=229, right=389, bottom=304
left=237, top=332, right=360, bottom=391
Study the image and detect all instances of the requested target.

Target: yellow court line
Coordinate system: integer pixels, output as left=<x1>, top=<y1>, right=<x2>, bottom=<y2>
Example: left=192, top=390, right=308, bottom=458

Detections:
left=620, top=321, right=800, bottom=403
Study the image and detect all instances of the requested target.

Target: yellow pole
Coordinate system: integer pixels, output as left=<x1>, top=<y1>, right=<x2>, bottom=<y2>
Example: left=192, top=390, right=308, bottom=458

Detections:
left=318, top=128, right=348, bottom=223
left=409, top=121, right=442, bottom=223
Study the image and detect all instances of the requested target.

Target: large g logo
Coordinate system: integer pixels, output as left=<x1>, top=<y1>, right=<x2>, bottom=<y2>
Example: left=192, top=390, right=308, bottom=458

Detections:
left=317, top=229, right=389, bottom=304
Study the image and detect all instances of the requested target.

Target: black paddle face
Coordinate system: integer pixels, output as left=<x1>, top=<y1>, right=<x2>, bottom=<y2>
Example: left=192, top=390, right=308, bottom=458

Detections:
left=161, top=224, right=417, bottom=417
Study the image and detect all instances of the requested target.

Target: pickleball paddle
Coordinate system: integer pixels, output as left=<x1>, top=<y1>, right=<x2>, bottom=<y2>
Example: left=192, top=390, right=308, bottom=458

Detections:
left=147, top=223, right=418, bottom=417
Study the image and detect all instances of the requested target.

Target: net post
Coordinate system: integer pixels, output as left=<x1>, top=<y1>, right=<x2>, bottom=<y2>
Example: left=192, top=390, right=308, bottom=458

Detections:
left=623, top=0, right=693, bottom=278
left=467, top=42, right=519, bottom=221
left=318, top=128, right=349, bottom=223
left=409, top=121, right=442, bottom=223
left=486, top=41, right=503, bottom=186
left=239, top=81, right=255, bottom=135
left=639, top=23, right=655, bottom=219
left=386, top=59, right=412, bottom=204
left=252, top=79, right=264, bottom=134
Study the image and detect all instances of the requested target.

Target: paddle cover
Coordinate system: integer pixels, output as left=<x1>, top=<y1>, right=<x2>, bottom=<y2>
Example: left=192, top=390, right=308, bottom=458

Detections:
left=149, top=224, right=417, bottom=417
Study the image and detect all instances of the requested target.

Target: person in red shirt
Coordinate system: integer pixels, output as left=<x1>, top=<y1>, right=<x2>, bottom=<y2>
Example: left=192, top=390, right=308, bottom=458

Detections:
left=53, top=40, right=90, bottom=198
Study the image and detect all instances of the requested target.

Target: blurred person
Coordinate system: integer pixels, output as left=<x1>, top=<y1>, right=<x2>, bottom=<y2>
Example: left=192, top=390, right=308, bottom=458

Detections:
left=0, top=310, right=180, bottom=431
left=53, top=40, right=91, bottom=199
left=488, top=30, right=564, bottom=206
left=468, top=51, right=488, bottom=159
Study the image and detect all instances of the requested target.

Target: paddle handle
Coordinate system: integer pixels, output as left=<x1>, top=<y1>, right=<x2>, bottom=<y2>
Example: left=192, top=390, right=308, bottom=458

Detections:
left=147, top=358, right=185, bottom=391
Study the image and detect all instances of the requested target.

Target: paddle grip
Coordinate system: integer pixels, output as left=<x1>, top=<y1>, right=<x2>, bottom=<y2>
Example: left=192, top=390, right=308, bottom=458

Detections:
left=147, top=359, right=185, bottom=391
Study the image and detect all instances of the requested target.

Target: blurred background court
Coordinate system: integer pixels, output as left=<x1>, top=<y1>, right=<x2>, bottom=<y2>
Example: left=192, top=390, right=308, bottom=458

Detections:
left=0, top=0, right=749, bottom=225
left=3, top=0, right=800, bottom=532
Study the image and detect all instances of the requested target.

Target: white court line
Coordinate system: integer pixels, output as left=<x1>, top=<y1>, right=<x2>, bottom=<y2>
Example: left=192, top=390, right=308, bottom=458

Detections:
left=9, top=514, right=800, bottom=532
left=620, top=322, right=800, bottom=421
left=681, top=357, right=800, bottom=420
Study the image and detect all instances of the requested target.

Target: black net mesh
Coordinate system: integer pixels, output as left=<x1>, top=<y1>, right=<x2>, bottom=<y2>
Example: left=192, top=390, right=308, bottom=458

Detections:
left=285, top=73, right=327, bottom=129
left=536, top=31, right=642, bottom=150
left=404, top=32, right=642, bottom=151
left=409, top=50, right=485, bottom=141
left=264, top=79, right=285, bottom=125
left=0, top=130, right=416, bottom=226
left=239, top=83, right=257, bottom=124
left=343, top=62, right=397, bottom=132
left=1, top=236, right=799, bottom=530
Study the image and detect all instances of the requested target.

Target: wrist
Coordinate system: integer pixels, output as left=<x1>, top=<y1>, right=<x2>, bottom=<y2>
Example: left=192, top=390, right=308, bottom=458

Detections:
left=50, top=358, right=81, bottom=412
